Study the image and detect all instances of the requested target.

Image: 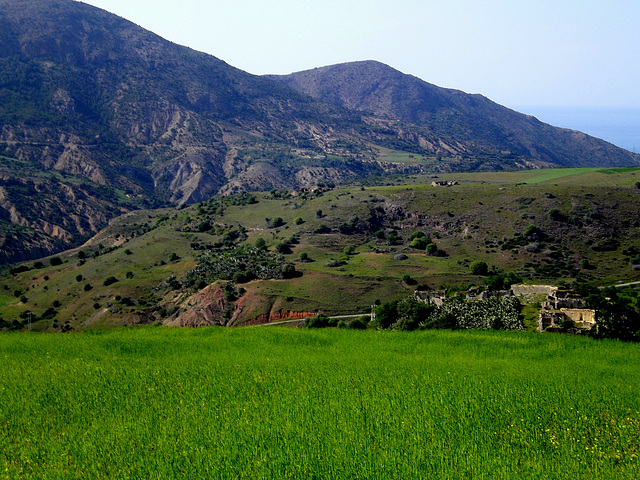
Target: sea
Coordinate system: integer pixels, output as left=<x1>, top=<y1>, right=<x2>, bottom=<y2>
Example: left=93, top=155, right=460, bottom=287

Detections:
left=514, top=106, right=640, bottom=153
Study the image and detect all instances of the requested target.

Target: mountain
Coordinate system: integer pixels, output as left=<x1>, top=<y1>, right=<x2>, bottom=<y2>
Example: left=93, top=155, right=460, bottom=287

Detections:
left=0, top=0, right=637, bottom=263
left=270, top=61, right=638, bottom=168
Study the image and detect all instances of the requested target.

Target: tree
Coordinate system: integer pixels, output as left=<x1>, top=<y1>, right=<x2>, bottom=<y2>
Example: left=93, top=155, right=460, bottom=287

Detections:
left=373, top=301, right=399, bottom=329
left=470, top=261, right=489, bottom=276
left=315, top=209, right=323, bottom=218
left=387, top=231, right=401, bottom=245
left=411, top=236, right=429, bottom=250
left=343, top=245, right=356, bottom=256
left=255, top=238, right=267, bottom=250
left=294, top=217, right=304, bottom=225
left=425, top=243, right=438, bottom=255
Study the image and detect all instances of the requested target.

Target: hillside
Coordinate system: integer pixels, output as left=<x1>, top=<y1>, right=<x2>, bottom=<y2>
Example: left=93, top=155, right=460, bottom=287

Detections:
left=2, top=168, right=640, bottom=332
left=271, top=61, right=639, bottom=168
left=0, top=0, right=638, bottom=262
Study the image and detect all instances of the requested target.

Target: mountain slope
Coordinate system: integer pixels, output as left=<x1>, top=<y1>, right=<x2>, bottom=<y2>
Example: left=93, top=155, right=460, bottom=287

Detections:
left=0, top=1, right=638, bottom=263
left=270, top=61, right=639, bottom=168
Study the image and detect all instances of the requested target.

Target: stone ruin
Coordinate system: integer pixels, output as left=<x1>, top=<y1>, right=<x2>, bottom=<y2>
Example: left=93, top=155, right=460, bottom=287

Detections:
left=431, top=180, right=459, bottom=187
left=537, top=289, right=596, bottom=333
left=415, top=284, right=597, bottom=334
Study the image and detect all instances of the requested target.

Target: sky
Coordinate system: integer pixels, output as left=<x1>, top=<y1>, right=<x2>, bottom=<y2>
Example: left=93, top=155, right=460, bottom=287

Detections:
left=80, top=0, right=640, bottom=109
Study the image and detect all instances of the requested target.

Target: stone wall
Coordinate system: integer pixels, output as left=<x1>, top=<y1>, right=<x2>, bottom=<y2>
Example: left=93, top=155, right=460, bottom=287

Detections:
left=561, top=308, right=596, bottom=326
left=511, top=284, right=558, bottom=296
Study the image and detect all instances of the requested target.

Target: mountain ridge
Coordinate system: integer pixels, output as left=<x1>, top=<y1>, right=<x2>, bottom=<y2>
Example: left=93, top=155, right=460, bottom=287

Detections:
left=269, top=60, right=638, bottom=168
left=0, top=0, right=637, bottom=262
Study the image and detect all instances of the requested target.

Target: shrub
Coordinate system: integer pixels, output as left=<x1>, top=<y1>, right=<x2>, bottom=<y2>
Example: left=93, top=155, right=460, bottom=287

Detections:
left=402, top=274, right=417, bottom=285
left=548, top=209, right=567, bottom=222
left=76, top=274, right=83, bottom=282
left=373, top=301, right=399, bottom=329
left=11, top=265, right=30, bottom=275
left=84, top=284, right=93, bottom=292
left=411, top=237, right=429, bottom=250
left=469, top=261, right=489, bottom=276
left=387, top=231, right=401, bottom=245
left=266, top=217, right=284, bottom=228
left=50, top=257, right=63, bottom=266
left=103, top=276, right=119, bottom=287
left=305, top=314, right=338, bottom=328
left=425, top=243, right=437, bottom=255
left=347, top=316, right=369, bottom=329
left=197, top=221, right=213, bottom=232
left=294, top=217, right=304, bottom=225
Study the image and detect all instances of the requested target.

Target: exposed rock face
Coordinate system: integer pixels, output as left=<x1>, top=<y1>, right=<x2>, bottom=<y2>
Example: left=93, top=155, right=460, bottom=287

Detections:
left=169, top=283, right=318, bottom=328
left=168, top=284, right=230, bottom=328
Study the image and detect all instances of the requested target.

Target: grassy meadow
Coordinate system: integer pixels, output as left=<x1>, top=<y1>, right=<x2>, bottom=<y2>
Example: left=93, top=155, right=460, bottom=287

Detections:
left=1, top=326, right=639, bottom=479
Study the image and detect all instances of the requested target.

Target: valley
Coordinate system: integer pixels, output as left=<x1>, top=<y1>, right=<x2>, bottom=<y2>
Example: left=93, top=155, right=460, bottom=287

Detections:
left=2, top=168, right=640, bottom=332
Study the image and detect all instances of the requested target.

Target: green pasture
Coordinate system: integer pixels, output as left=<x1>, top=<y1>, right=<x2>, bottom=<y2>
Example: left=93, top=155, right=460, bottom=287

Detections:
left=1, top=327, right=639, bottom=479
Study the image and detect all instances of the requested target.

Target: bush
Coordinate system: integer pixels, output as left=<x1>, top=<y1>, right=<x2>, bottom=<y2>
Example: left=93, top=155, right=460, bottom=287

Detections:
left=266, top=217, right=284, bottom=228
left=305, top=314, right=338, bottom=328
left=50, top=257, right=63, bottom=266
left=402, top=274, right=417, bottom=285
left=294, top=217, right=304, bottom=225
left=11, top=265, right=29, bottom=275
left=347, top=316, right=369, bottom=329
left=548, top=209, right=567, bottom=222
left=76, top=274, right=83, bottom=282
left=469, top=261, right=489, bottom=276
left=373, top=301, right=399, bottom=329
left=197, top=221, right=213, bottom=232
left=411, top=237, right=429, bottom=250
left=83, top=283, right=93, bottom=292
left=387, top=231, right=401, bottom=245
left=425, top=243, right=439, bottom=255
left=103, top=276, right=119, bottom=287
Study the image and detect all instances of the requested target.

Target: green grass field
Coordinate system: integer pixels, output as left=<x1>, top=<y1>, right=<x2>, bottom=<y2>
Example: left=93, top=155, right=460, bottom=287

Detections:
left=1, top=327, right=639, bottom=479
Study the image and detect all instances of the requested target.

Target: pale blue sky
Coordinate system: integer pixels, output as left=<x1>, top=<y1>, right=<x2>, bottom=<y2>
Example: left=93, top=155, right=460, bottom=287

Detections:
left=81, top=0, right=640, bottom=109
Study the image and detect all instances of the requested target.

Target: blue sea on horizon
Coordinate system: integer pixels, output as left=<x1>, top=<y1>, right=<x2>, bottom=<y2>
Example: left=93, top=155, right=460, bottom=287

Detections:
left=514, top=106, right=640, bottom=153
